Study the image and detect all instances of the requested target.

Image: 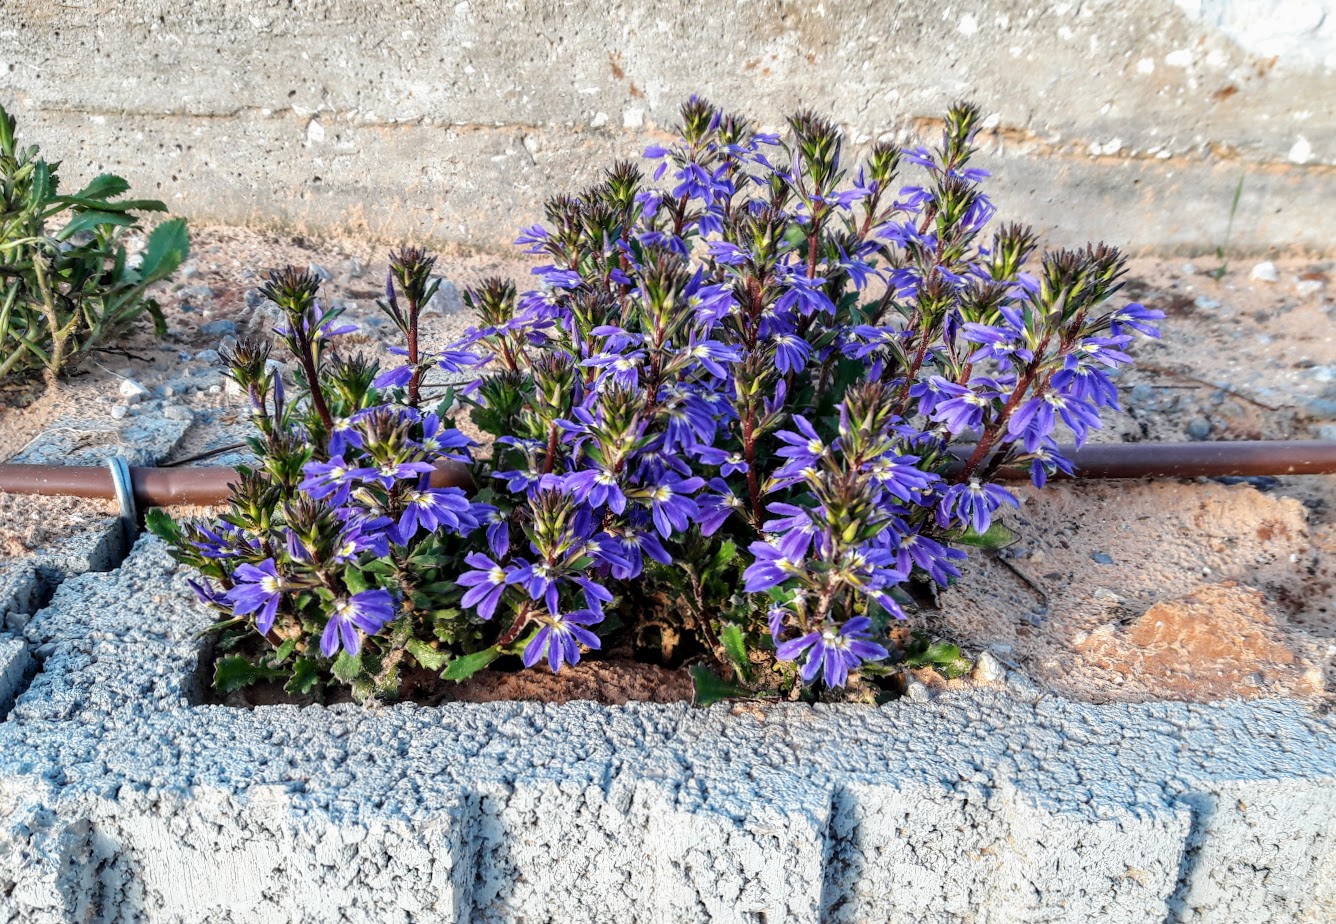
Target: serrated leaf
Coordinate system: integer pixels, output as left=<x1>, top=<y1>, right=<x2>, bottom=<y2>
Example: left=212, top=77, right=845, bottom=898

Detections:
left=213, top=655, right=282, bottom=693
left=719, top=623, right=750, bottom=682
left=285, top=658, right=320, bottom=695
left=69, top=173, right=130, bottom=201
left=442, top=646, right=501, bottom=682
left=138, top=217, right=189, bottom=281
left=144, top=508, right=182, bottom=543
left=406, top=638, right=448, bottom=671
left=689, top=664, right=752, bottom=707
left=331, top=652, right=362, bottom=682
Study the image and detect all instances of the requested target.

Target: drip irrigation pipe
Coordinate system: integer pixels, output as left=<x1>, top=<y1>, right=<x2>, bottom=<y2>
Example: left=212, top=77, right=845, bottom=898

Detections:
left=0, top=442, right=1333, bottom=509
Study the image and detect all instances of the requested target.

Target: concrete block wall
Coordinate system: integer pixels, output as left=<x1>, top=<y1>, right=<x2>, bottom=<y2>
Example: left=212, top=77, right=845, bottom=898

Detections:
left=2, top=0, right=1333, bottom=254
left=1, top=536, right=1334, bottom=922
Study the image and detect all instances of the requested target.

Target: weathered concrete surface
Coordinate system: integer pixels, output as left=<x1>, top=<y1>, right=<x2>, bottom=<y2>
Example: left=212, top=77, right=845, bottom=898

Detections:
left=1, top=537, right=1334, bottom=923
left=3, top=0, right=1333, bottom=254
left=0, top=636, right=33, bottom=718
left=0, top=517, right=123, bottom=634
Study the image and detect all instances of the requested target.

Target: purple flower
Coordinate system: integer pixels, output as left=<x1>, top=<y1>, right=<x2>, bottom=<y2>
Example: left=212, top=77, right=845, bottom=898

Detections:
left=929, top=379, right=995, bottom=435
left=894, top=531, right=966, bottom=587
left=772, top=333, right=811, bottom=374
left=188, top=577, right=229, bottom=609
left=473, top=503, right=511, bottom=558
left=1109, top=302, right=1164, bottom=338
left=742, top=541, right=800, bottom=592
left=582, top=350, right=645, bottom=389
left=643, top=475, right=704, bottom=537
left=562, top=468, right=627, bottom=514
left=696, top=480, right=746, bottom=536
left=373, top=363, right=414, bottom=389
left=775, top=617, right=888, bottom=687
left=332, top=518, right=391, bottom=564
left=606, top=524, right=671, bottom=579
left=775, top=271, right=836, bottom=317
left=937, top=480, right=1020, bottom=535
left=394, top=486, right=473, bottom=544
left=457, top=552, right=515, bottom=621
left=416, top=414, right=474, bottom=461
left=763, top=503, right=820, bottom=561
left=320, top=589, right=396, bottom=658
left=300, top=456, right=369, bottom=506
left=522, top=610, right=603, bottom=671
left=682, top=333, right=743, bottom=378
left=367, top=460, right=437, bottom=491
left=225, top=559, right=284, bottom=634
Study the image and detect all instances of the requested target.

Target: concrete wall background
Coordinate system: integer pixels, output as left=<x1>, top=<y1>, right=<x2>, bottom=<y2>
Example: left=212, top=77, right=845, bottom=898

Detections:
left=2, top=0, right=1333, bottom=254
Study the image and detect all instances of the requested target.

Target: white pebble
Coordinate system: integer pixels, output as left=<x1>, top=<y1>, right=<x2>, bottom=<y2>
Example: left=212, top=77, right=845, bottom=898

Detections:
left=119, top=378, right=150, bottom=402
left=1249, top=261, right=1279, bottom=283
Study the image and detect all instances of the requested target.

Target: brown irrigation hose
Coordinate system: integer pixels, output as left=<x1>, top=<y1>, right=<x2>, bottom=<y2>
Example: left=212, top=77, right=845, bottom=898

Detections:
left=0, top=459, right=475, bottom=507
left=0, top=443, right=1333, bottom=507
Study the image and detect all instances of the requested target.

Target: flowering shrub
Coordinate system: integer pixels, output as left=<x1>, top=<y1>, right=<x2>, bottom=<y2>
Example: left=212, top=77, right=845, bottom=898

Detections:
left=153, top=98, right=1161, bottom=703
left=0, top=103, right=189, bottom=384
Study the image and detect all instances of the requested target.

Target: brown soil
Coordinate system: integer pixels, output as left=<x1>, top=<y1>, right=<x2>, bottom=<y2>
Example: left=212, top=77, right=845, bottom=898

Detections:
left=216, top=659, right=694, bottom=708
left=4, top=224, right=1336, bottom=705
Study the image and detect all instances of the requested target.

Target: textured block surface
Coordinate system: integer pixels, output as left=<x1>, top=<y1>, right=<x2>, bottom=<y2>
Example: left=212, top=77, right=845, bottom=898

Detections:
left=1, top=538, right=1334, bottom=923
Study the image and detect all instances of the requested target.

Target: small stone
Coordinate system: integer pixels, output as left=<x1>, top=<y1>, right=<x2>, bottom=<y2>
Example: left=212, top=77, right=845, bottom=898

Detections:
left=1128, top=383, right=1157, bottom=407
left=903, top=677, right=932, bottom=703
left=426, top=279, right=464, bottom=315
left=207, top=384, right=223, bottom=395
left=162, top=405, right=193, bottom=422
left=180, top=285, right=217, bottom=301
left=346, top=258, right=365, bottom=279
left=1296, top=279, right=1324, bottom=297
left=1091, top=551, right=1115, bottom=565
left=1193, top=296, right=1220, bottom=310
left=119, top=378, right=150, bottom=403
left=1092, top=586, right=1122, bottom=603
left=1249, top=261, right=1279, bottom=283
left=1308, top=365, right=1336, bottom=384
left=1313, top=423, right=1336, bottom=441
left=244, top=288, right=266, bottom=309
left=1186, top=416, right=1213, bottom=440
left=1180, top=262, right=1197, bottom=276
left=179, top=264, right=202, bottom=280
left=970, top=651, right=1005, bottom=684
left=194, top=349, right=222, bottom=364
left=308, top=263, right=333, bottom=282
left=224, top=378, right=244, bottom=398
left=1305, top=398, right=1336, bottom=419
left=110, top=405, right=129, bottom=420
left=200, top=319, right=237, bottom=338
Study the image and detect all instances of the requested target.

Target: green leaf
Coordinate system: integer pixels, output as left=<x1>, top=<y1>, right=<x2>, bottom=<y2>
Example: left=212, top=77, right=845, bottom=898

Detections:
left=442, top=645, right=501, bottom=682
left=57, top=210, right=138, bottom=240
left=708, top=539, right=738, bottom=573
left=213, top=655, right=283, bottom=693
left=69, top=173, right=130, bottom=201
left=138, top=218, right=190, bottom=281
left=689, top=664, right=752, bottom=707
left=286, top=658, right=320, bottom=695
left=406, top=638, right=448, bottom=671
left=271, top=637, right=298, bottom=664
left=951, top=522, right=1016, bottom=551
left=719, top=623, right=751, bottom=682
left=904, top=640, right=961, bottom=668
left=342, top=567, right=370, bottom=594
left=331, top=652, right=362, bottom=682
left=144, top=508, right=182, bottom=543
